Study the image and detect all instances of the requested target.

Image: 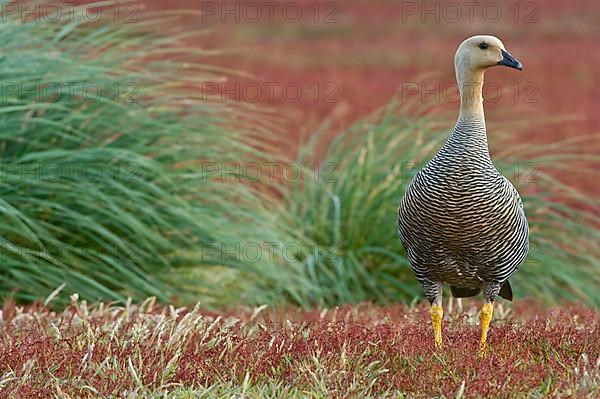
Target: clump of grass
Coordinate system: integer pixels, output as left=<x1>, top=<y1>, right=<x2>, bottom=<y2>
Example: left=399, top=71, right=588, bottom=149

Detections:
left=0, top=1, right=269, bottom=305
left=0, top=298, right=597, bottom=397
left=230, top=102, right=600, bottom=307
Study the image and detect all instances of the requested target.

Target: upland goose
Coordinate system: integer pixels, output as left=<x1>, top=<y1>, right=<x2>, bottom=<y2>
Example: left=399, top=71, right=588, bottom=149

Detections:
left=397, top=35, right=529, bottom=355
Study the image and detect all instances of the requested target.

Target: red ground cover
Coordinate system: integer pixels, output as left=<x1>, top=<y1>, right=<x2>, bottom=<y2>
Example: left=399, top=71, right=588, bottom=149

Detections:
left=0, top=299, right=597, bottom=397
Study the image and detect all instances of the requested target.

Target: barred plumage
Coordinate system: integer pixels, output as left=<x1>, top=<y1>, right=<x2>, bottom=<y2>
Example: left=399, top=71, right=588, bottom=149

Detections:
left=398, top=115, right=529, bottom=302
left=396, top=35, right=529, bottom=353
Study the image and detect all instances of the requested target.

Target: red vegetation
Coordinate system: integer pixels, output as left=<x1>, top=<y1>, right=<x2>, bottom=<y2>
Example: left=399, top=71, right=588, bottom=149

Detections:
left=0, top=299, right=597, bottom=397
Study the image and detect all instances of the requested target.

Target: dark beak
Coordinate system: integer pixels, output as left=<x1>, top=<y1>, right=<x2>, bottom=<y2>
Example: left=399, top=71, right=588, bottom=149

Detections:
left=498, top=49, right=523, bottom=71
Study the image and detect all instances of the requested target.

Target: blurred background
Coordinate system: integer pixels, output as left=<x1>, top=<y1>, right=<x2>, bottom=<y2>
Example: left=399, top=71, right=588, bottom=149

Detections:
left=142, top=0, right=599, bottom=190
left=0, top=0, right=598, bottom=308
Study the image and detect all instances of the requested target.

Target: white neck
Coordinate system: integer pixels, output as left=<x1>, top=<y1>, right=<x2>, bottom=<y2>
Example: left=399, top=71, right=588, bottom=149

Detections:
left=447, top=65, right=490, bottom=160
left=456, top=66, right=485, bottom=121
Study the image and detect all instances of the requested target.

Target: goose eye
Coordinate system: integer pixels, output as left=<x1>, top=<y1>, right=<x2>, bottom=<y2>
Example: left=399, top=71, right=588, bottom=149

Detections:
left=479, top=42, right=489, bottom=50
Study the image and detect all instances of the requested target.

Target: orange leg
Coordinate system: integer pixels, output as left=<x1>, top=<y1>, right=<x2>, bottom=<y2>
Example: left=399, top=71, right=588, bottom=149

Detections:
left=430, top=305, right=443, bottom=348
left=478, top=302, right=494, bottom=357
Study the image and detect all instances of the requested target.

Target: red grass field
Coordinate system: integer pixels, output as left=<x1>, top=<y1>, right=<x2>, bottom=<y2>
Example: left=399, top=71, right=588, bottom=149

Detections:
left=0, top=299, right=598, bottom=398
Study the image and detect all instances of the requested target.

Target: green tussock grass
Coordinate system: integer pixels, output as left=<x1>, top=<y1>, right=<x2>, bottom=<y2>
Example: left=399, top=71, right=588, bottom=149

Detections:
left=0, top=1, right=271, bottom=305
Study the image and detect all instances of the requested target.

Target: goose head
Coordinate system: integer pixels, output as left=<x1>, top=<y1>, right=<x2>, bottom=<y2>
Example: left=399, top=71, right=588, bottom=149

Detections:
left=454, top=35, right=522, bottom=118
left=455, top=35, right=522, bottom=79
